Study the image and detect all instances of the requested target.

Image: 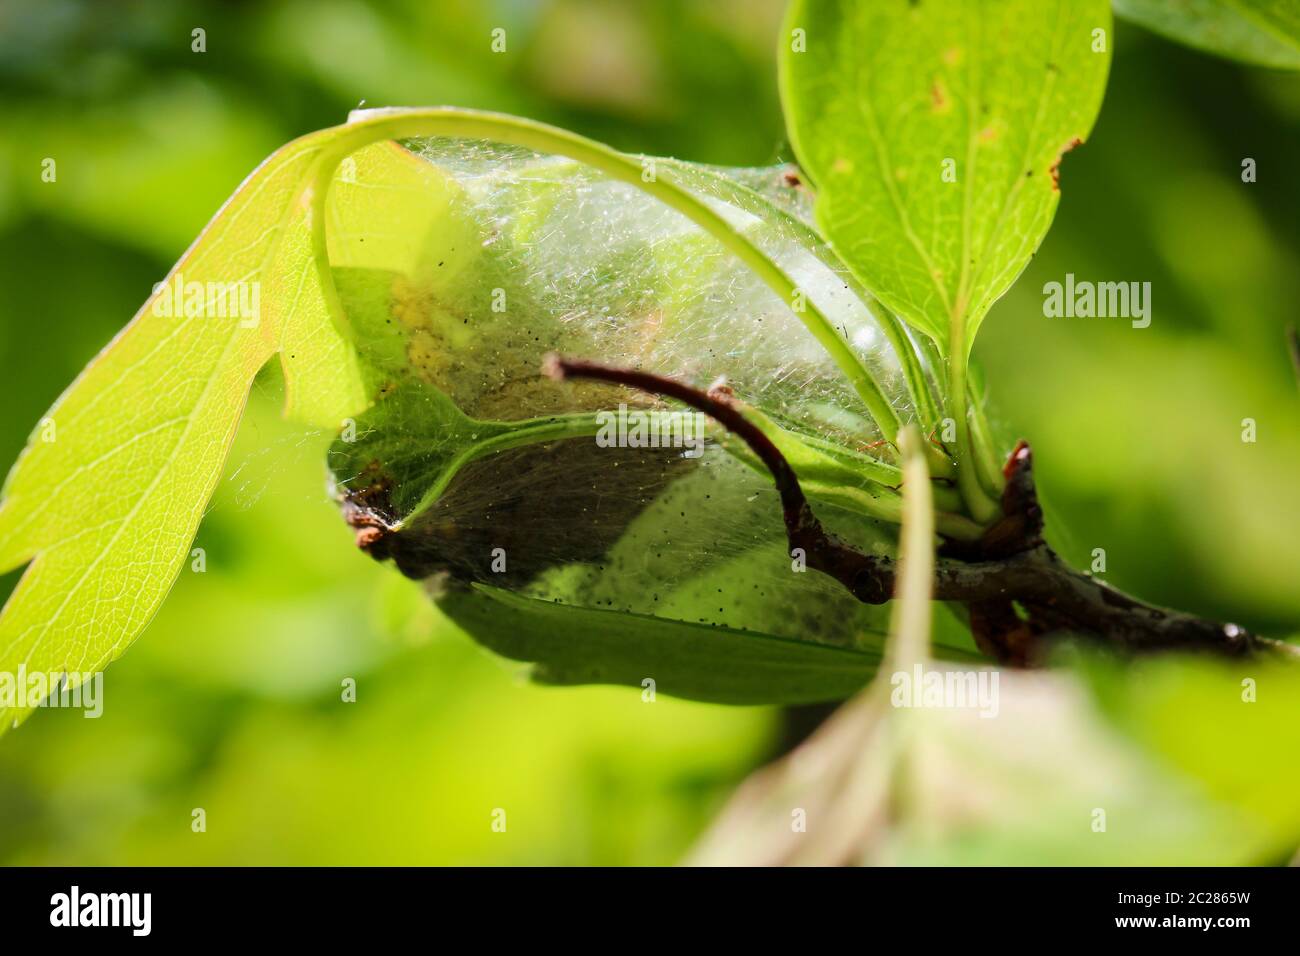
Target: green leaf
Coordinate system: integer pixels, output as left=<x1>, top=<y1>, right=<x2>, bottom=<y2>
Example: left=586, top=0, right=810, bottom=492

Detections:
left=779, top=0, right=1111, bottom=519
left=0, top=125, right=370, bottom=733
left=780, top=0, right=1112, bottom=358
left=1114, top=0, right=1300, bottom=69
left=438, top=582, right=884, bottom=706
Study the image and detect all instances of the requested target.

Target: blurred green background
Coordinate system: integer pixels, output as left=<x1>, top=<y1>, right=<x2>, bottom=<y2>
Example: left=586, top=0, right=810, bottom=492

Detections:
left=0, top=0, right=1295, bottom=865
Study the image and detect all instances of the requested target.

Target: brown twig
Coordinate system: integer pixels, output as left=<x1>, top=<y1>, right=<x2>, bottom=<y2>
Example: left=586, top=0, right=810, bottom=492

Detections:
left=545, top=355, right=894, bottom=602
left=547, top=355, right=1294, bottom=664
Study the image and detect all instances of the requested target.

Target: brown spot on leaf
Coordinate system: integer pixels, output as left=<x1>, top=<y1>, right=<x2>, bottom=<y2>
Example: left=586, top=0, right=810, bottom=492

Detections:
left=1049, top=137, right=1084, bottom=191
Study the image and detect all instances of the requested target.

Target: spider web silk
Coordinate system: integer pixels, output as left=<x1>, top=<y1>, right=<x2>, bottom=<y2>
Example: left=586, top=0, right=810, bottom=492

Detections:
left=326, top=137, right=926, bottom=649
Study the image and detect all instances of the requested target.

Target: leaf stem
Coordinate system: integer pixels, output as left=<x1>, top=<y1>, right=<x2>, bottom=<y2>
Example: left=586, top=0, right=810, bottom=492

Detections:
left=870, top=302, right=945, bottom=461
left=886, top=425, right=933, bottom=672
left=967, top=382, right=1006, bottom=497
left=947, top=348, right=1001, bottom=523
